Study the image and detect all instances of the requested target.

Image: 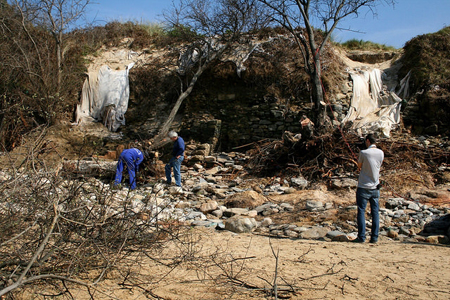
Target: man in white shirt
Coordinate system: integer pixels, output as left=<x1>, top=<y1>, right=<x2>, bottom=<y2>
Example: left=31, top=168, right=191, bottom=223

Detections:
left=354, top=134, right=384, bottom=243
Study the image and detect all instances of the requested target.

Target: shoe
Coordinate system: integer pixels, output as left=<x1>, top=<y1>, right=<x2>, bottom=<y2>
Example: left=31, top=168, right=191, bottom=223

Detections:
left=352, top=238, right=365, bottom=243
left=369, top=239, right=378, bottom=244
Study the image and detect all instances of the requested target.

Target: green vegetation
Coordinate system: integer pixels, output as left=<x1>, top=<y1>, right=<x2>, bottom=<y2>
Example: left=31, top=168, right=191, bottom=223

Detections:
left=340, top=39, right=396, bottom=51
left=401, top=26, right=450, bottom=89
left=138, top=21, right=165, bottom=36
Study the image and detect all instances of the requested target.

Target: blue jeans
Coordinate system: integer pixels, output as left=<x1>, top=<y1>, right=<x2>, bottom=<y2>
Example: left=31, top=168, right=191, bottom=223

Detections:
left=165, top=156, right=184, bottom=187
left=356, top=187, right=380, bottom=242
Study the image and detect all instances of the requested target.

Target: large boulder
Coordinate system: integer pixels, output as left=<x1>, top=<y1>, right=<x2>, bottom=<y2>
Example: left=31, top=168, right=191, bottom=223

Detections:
left=422, top=214, right=450, bottom=236
left=224, top=190, right=267, bottom=208
left=224, top=216, right=257, bottom=233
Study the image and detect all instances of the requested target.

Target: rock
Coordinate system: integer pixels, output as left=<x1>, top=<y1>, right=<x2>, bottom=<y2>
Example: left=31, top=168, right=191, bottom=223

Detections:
left=261, top=217, right=273, bottom=227
left=283, top=188, right=297, bottom=194
left=223, top=207, right=249, bottom=217
left=193, top=163, right=203, bottom=170
left=332, top=235, right=350, bottom=242
left=425, top=235, right=440, bottom=244
left=204, top=166, right=220, bottom=175
left=407, top=202, right=421, bottom=211
left=252, top=185, right=263, bottom=193
left=330, top=178, right=358, bottom=189
left=200, top=201, right=218, bottom=214
left=387, top=229, right=399, bottom=239
left=224, top=216, right=257, bottom=233
left=169, top=186, right=183, bottom=194
left=191, top=220, right=215, bottom=227
left=385, top=198, right=404, bottom=209
left=211, top=209, right=223, bottom=218
left=284, top=230, right=298, bottom=238
left=225, top=190, right=268, bottom=208
left=423, top=214, right=450, bottom=235
left=291, top=177, right=308, bottom=189
left=246, top=210, right=258, bottom=218
left=326, top=230, right=346, bottom=239
left=185, top=211, right=207, bottom=220
left=306, top=200, right=323, bottom=211
left=399, top=226, right=410, bottom=236
left=438, top=235, right=450, bottom=244
left=280, top=203, right=294, bottom=211
left=299, top=226, right=329, bottom=239
left=255, top=203, right=274, bottom=214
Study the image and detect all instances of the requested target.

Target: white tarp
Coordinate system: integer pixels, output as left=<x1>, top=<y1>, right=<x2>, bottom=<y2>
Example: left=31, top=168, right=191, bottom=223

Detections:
left=75, top=63, right=134, bottom=132
left=342, top=68, right=402, bottom=137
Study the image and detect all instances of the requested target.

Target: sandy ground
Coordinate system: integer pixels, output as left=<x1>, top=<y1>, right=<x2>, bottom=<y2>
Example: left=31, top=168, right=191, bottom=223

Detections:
left=67, top=226, right=450, bottom=300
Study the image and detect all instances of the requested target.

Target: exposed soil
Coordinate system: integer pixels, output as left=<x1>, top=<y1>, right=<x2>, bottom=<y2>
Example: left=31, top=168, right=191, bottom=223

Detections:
left=54, top=228, right=450, bottom=300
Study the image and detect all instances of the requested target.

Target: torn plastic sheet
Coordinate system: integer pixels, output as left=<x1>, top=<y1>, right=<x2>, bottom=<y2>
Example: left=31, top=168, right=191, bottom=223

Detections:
left=342, top=68, right=402, bottom=137
left=75, top=63, right=134, bottom=132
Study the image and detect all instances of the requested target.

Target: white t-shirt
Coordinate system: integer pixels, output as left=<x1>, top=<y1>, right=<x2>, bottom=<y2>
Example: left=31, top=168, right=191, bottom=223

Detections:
left=358, top=145, right=384, bottom=189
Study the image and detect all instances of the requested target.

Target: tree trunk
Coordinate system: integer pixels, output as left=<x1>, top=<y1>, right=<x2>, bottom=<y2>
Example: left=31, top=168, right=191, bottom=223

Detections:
left=151, top=60, right=209, bottom=149
left=151, top=45, right=228, bottom=149
left=311, top=56, right=326, bottom=126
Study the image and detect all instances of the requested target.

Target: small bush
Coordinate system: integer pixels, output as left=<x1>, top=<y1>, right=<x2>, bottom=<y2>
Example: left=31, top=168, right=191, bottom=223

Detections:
left=340, top=39, right=396, bottom=51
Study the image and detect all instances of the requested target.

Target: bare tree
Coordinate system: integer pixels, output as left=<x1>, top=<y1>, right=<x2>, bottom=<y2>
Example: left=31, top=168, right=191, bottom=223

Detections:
left=11, top=0, right=91, bottom=95
left=257, top=0, right=395, bottom=126
left=152, top=0, right=270, bottom=147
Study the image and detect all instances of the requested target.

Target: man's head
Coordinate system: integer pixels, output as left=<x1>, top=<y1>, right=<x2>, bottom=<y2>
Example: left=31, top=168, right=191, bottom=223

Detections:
left=168, top=131, right=178, bottom=141
left=365, top=134, right=376, bottom=147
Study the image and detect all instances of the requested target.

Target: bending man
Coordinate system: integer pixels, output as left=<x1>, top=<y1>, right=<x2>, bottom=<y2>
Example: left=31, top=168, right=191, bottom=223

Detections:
left=165, top=131, right=185, bottom=187
left=354, top=134, right=384, bottom=243
left=114, top=148, right=144, bottom=190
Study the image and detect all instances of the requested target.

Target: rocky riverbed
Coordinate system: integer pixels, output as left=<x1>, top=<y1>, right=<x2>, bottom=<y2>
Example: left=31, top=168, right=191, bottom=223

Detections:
left=8, top=145, right=447, bottom=246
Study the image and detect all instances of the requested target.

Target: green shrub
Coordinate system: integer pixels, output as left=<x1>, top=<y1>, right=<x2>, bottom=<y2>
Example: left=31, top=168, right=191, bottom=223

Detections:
left=340, top=39, right=396, bottom=51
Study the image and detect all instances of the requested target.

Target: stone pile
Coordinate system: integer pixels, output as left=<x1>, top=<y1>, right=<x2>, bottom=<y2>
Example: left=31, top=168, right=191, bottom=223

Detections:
left=2, top=149, right=449, bottom=245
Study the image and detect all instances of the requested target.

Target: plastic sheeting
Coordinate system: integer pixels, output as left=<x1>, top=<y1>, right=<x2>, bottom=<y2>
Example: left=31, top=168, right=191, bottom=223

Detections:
left=342, top=68, right=402, bottom=137
left=75, top=63, right=134, bottom=132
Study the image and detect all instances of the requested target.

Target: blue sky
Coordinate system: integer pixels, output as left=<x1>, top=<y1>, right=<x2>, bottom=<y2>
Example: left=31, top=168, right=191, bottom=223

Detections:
left=85, top=0, right=450, bottom=49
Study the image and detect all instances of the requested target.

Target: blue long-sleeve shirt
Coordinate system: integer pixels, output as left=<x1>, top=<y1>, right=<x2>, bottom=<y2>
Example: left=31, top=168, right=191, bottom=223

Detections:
left=114, top=148, right=144, bottom=190
left=172, top=137, right=185, bottom=157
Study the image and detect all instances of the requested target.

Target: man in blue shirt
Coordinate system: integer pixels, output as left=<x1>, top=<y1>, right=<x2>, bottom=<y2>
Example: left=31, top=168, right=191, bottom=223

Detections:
left=114, top=148, right=144, bottom=190
left=165, top=131, right=185, bottom=187
left=354, top=134, right=384, bottom=243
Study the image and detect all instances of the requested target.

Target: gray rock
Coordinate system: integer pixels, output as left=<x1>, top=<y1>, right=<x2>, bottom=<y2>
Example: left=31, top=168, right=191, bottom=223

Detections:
left=185, top=211, right=207, bottom=220
left=291, top=177, right=308, bottom=189
left=261, top=217, right=272, bottom=227
left=306, top=200, right=323, bottom=211
left=223, top=207, right=249, bottom=217
left=200, top=201, right=218, bottom=214
left=385, top=198, right=405, bottom=209
left=224, top=216, right=257, bottom=233
left=280, top=203, right=294, bottom=211
left=283, top=187, right=296, bottom=194
left=332, top=235, right=350, bottom=242
left=292, top=226, right=309, bottom=233
left=326, top=230, right=346, bottom=239
left=299, top=226, right=329, bottom=239
left=284, top=230, right=298, bottom=238
left=255, top=203, right=275, bottom=213
left=330, top=178, right=358, bottom=189
left=211, top=209, right=223, bottom=218
left=407, top=202, right=421, bottom=211
left=191, top=220, right=215, bottom=227
left=168, top=186, right=183, bottom=194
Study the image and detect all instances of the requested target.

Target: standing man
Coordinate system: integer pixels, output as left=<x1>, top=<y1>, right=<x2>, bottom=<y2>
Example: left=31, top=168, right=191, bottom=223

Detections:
left=114, top=148, right=144, bottom=190
left=165, top=131, right=185, bottom=187
left=354, top=134, right=384, bottom=243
